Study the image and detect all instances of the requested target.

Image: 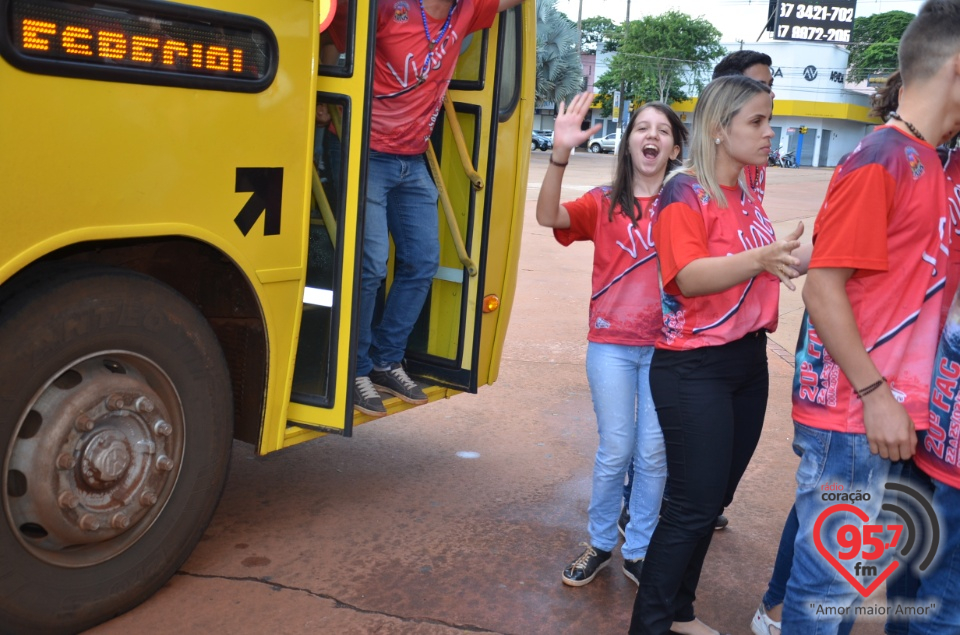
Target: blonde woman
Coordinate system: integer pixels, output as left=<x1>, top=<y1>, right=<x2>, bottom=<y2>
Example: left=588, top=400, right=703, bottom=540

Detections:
left=629, top=75, right=805, bottom=635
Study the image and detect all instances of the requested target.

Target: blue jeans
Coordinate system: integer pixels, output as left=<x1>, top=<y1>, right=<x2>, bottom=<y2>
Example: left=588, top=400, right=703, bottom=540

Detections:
left=356, top=151, right=440, bottom=376
left=585, top=342, right=666, bottom=557
left=763, top=505, right=798, bottom=610
left=766, top=508, right=855, bottom=635
left=909, top=477, right=960, bottom=634
left=782, top=423, right=907, bottom=635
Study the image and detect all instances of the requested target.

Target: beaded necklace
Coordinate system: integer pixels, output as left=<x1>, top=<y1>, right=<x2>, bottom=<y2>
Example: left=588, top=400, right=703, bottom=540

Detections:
left=888, top=112, right=926, bottom=143
left=417, top=0, right=457, bottom=82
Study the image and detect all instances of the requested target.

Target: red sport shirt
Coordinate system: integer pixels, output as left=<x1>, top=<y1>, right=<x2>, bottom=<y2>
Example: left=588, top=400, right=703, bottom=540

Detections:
left=792, top=126, right=948, bottom=434
left=652, top=173, right=780, bottom=351
left=555, top=187, right=662, bottom=345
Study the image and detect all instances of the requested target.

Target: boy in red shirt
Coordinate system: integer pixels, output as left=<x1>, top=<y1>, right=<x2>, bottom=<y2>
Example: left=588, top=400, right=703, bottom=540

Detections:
left=353, top=0, right=526, bottom=415
left=908, top=140, right=960, bottom=634
left=782, top=2, right=960, bottom=631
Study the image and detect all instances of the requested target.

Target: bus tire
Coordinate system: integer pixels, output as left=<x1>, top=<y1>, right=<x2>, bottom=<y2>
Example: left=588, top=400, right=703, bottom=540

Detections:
left=0, top=265, right=233, bottom=635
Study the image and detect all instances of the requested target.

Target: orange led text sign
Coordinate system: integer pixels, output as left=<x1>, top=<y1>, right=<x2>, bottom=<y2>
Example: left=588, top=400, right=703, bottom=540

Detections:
left=2, top=0, right=277, bottom=92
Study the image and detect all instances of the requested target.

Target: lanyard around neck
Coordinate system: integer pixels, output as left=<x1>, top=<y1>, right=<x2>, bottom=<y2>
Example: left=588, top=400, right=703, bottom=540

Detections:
left=417, top=0, right=457, bottom=79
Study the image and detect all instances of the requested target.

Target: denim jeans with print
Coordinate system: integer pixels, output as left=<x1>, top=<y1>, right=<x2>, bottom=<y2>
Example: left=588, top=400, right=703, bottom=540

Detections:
left=908, top=477, right=960, bottom=634
left=782, top=422, right=908, bottom=635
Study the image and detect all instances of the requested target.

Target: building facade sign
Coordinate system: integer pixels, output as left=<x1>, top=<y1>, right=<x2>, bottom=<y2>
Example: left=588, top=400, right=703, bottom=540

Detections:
left=773, top=0, right=857, bottom=43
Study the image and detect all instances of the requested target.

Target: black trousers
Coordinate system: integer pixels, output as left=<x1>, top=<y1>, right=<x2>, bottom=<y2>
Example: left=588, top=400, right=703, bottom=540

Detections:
left=629, top=332, right=769, bottom=635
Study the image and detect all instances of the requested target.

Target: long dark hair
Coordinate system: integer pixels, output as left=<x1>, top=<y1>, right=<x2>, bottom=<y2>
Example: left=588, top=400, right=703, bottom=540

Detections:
left=607, top=102, right=688, bottom=225
left=869, top=70, right=901, bottom=120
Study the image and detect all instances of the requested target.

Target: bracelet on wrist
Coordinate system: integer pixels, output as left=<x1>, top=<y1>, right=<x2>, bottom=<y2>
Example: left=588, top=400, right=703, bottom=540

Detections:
left=548, top=154, right=568, bottom=168
left=854, top=377, right=886, bottom=400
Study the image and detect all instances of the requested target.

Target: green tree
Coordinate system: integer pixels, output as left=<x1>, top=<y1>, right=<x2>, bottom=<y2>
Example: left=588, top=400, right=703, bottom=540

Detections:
left=595, top=11, right=725, bottom=111
left=579, top=16, right=618, bottom=54
left=535, top=0, right=584, bottom=107
left=847, top=10, right=914, bottom=83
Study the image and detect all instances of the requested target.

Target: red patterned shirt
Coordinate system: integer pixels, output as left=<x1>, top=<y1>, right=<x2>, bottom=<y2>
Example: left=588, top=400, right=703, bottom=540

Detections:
left=916, top=148, right=960, bottom=488
left=554, top=187, right=662, bottom=345
left=371, top=0, right=499, bottom=155
left=651, top=173, right=780, bottom=350
left=792, top=126, right=948, bottom=434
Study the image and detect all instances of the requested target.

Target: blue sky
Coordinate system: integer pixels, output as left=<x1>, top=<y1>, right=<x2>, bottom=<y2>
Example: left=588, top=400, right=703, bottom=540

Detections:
left=554, top=0, right=923, bottom=43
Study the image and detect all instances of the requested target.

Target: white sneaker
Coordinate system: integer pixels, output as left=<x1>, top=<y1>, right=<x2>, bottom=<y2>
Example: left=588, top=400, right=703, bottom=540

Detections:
left=751, top=604, right=781, bottom=635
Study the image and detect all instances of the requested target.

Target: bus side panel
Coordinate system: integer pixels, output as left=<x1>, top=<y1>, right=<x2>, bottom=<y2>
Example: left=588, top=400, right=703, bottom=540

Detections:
left=0, top=0, right=319, bottom=452
left=477, top=1, right=535, bottom=386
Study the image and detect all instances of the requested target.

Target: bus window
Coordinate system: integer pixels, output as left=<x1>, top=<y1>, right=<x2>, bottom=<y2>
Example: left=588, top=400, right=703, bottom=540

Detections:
left=450, top=30, right=486, bottom=86
left=497, top=6, right=522, bottom=120
left=291, top=95, right=348, bottom=405
left=319, top=0, right=352, bottom=74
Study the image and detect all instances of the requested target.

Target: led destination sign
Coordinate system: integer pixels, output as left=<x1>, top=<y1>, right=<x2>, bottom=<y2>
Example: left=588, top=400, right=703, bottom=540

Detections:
left=774, top=0, right=857, bottom=43
left=1, top=0, right=278, bottom=92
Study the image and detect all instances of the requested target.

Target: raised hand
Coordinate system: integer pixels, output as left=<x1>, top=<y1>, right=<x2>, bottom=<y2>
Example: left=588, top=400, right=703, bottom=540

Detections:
left=553, top=92, right=603, bottom=156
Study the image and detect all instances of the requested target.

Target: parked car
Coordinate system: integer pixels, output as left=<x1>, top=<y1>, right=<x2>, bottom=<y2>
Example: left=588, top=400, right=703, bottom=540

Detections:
left=589, top=133, right=619, bottom=154
left=533, top=129, right=554, bottom=143
left=532, top=133, right=552, bottom=151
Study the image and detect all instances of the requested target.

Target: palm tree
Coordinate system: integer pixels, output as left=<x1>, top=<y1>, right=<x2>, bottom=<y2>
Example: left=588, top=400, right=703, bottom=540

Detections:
left=535, top=0, right=584, bottom=108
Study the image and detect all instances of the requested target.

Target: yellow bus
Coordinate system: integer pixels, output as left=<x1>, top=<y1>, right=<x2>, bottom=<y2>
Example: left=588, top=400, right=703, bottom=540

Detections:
left=0, top=0, right=534, bottom=631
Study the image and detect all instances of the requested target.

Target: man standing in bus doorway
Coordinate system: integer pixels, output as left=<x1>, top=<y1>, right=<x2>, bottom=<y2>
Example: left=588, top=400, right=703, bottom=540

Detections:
left=354, top=0, right=528, bottom=416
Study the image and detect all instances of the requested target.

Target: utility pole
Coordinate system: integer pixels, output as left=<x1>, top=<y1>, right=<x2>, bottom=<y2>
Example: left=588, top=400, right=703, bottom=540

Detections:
left=577, top=0, right=583, bottom=56
left=617, top=0, right=631, bottom=145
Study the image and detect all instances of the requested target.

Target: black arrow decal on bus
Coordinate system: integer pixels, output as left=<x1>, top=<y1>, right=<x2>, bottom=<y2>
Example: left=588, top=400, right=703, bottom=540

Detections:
left=235, top=167, right=283, bottom=236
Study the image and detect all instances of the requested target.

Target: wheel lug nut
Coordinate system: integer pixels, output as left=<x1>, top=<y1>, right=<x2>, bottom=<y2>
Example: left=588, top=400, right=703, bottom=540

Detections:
left=57, top=453, right=76, bottom=469
left=58, top=492, right=79, bottom=509
left=75, top=415, right=94, bottom=432
left=110, top=513, right=130, bottom=530
left=79, top=514, right=100, bottom=531
left=154, top=420, right=172, bottom=436
left=135, top=397, right=155, bottom=413
left=156, top=456, right=174, bottom=472
left=140, top=491, right=158, bottom=506
left=106, top=394, right=124, bottom=410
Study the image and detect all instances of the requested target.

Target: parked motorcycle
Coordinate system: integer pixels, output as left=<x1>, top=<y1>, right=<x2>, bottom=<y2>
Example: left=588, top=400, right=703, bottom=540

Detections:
left=768, top=149, right=796, bottom=168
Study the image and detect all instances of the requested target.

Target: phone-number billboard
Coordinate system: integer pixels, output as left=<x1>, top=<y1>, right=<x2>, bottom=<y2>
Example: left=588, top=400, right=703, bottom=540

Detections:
left=773, top=1, right=857, bottom=43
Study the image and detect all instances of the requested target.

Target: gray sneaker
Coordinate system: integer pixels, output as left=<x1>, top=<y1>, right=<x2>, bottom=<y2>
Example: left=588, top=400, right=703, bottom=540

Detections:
left=369, top=364, right=427, bottom=404
left=353, top=376, right=386, bottom=416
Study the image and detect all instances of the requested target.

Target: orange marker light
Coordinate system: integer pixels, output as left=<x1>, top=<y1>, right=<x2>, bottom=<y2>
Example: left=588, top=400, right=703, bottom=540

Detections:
left=482, top=295, right=500, bottom=313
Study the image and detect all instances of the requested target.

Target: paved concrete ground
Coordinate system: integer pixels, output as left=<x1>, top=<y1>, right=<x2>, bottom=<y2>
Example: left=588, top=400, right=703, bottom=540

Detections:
left=85, top=153, right=889, bottom=635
